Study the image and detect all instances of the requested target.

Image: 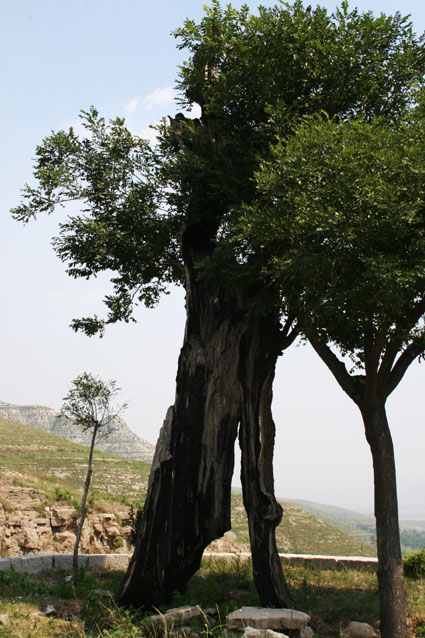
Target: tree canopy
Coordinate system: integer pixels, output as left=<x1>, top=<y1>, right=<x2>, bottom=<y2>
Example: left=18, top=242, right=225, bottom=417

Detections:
left=235, top=90, right=425, bottom=638
left=12, top=2, right=425, bottom=335
left=242, top=103, right=425, bottom=394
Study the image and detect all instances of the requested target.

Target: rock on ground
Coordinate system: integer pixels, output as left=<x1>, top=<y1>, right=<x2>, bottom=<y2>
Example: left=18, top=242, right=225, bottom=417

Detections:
left=227, top=607, right=311, bottom=632
left=342, top=622, right=378, bottom=638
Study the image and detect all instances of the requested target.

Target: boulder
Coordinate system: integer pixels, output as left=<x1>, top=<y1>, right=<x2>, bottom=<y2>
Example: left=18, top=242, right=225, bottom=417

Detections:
left=147, top=605, right=203, bottom=625
left=17, top=526, right=40, bottom=550
left=227, top=607, right=310, bottom=632
left=342, top=622, right=377, bottom=638
left=242, top=625, right=289, bottom=638
left=50, top=506, right=76, bottom=529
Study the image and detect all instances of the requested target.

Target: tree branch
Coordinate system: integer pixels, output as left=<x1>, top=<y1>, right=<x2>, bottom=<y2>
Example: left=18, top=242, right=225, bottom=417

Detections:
left=279, top=314, right=299, bottom=352
left=303, top=327, right=360, bottom=403
left=385, top=334, right=425, bottom=397
left=378, top=296, right=425, bottom=387
left=364, top=331, right=386, bottom=401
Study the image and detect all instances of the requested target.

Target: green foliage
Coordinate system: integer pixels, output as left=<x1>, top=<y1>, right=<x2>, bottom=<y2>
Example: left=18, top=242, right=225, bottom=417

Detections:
left=61, top=372, right=126, bottom=434
left=0, top=570, right=49, bottom=597
left=12, top=3, right=425, bottom=334
left=243, top=106, right=425, bottom=369
left=12, top=107, right=181, bottom=335
left=401, top=529, right=425, bottom=553
left=404, top=549, right=425, bottom=578
left=55, top=486, right=75, bottom=502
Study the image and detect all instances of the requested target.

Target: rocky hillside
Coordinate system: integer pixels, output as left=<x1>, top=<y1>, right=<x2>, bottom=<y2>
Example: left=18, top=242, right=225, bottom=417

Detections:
left=0, top=400, right=155, bottom=462
left=0, top=417, right=376, bottom=559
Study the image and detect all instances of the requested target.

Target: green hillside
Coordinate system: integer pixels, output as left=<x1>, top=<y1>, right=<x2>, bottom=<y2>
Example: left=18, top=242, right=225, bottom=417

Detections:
left=0, top=417, right=151, bottom=510
left=288, top=498, right=425, bottom=554
left=0, top=417, right=375, bottom=556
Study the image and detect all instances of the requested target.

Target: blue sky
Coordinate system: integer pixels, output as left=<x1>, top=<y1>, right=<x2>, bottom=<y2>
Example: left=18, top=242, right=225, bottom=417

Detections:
left=2, top=0, right=425, bottom=515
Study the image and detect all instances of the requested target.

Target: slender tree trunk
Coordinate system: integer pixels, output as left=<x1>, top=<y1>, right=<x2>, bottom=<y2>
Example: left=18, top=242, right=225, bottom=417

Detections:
left=360, top=400, right=410, bottom=638
left=73, top=426, right=97, bottom=584
left=239, top=313, right=294, bottom=608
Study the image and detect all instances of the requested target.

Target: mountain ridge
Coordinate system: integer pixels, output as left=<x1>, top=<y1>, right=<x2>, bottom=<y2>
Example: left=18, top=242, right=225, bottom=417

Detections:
left=0, top=400, right=155, bottom=463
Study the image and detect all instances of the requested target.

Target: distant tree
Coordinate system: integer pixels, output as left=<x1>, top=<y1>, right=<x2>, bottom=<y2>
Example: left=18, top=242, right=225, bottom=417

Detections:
left=61, top=372, right=127, bottom=584
left=240, top=105, right=425, bottom=637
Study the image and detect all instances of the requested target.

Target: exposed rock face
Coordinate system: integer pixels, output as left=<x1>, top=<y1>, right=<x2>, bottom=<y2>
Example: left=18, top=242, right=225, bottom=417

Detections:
left=0, top=481, right=133, bottom=556
left=0, top=400, right=154, bottom=462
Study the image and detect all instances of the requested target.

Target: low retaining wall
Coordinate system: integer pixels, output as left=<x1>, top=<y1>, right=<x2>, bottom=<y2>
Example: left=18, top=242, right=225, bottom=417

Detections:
left=0, top=552, right=378, bottom=575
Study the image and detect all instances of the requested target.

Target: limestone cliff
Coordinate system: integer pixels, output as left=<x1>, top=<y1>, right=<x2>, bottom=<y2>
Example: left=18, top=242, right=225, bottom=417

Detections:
left=0, top=400, right=154, bottom=462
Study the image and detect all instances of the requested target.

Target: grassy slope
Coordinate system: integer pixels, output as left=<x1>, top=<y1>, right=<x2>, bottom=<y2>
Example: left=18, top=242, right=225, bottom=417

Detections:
left=0, top=417, right=151, bottom=510
left=0, top=417, right=374, bottom=556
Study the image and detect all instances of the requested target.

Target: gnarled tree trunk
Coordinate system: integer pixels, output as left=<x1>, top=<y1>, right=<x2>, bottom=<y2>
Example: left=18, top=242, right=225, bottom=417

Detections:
left=117, top=224, right=244, bottom=607
left=116, top=224, right=292, bottom=609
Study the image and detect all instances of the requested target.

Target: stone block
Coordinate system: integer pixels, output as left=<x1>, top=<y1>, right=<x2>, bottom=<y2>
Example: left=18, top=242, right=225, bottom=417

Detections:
left=311, top=556, right=338, bottom=570
left=20, top=554, right=53, bottom=573
left=227, top=607, right=310, bottom=632
left=0, top=558, right=11, bottom=571
left=279, top=554, right=306, bottom=568
left=53, top=553, right=89, bottom=569
left=9, top=556, right=22, bottom=572
left=87, top=553, right=129, bottom=570
left=242, top=625, right=289, bottom=638
left=337, top=557, right=378, bottom=571
left=147, top=606, right=203, bottom=626
left=50, top=506, right=76, bottom=528
left=342, top=622, right=377, bottom=638
left=53, top=554, right=73, bottom=570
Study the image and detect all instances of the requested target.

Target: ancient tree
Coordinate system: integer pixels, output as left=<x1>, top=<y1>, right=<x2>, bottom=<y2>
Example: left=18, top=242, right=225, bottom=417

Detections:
left=13, top=1, right=425, bottom=611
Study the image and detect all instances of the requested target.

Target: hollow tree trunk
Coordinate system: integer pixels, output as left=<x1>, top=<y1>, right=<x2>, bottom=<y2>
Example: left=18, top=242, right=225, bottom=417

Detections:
left=239, top=314, right=294, bottom=608
left=116, top=224, right=293, bottom=609
left=360, top=400, right=410, bottom=638
left=116, top=224, right=246, bottom=608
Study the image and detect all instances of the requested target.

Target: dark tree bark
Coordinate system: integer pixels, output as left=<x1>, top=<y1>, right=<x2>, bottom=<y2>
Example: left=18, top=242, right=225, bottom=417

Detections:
left=307, top=331, right=411, bottom=638
left=116, top=224, right=293, bottom=609
left=238, top=313, right=294, bottom=608
left=360, top=400, right=410, bottom=638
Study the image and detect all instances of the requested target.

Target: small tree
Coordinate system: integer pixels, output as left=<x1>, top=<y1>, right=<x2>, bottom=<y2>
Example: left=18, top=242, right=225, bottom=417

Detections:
left=61, top=372, right=127, bottom=584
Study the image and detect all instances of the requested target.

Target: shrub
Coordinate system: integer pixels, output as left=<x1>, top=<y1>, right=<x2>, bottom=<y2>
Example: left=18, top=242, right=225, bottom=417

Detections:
left=54, top=486, right=74, bottom=502
left=403, top=548, right=425, bottom=578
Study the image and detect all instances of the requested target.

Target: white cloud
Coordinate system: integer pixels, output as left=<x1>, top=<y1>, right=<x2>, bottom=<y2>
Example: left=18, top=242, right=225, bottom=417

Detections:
left=124, top=97, right=139, bottom=113
left=142, top=86, right=174, bottom=111
left=138, top=122, right=161, bottom=145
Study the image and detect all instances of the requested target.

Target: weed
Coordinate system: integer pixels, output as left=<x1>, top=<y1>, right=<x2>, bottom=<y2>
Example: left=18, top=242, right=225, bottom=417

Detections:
left=55, top=486, right=75, bottom=502
left=0, top=569, right=49, bottom=597
left=0, top=497, right=13, bottom=512
left=404, top=550, right=425, bottom=578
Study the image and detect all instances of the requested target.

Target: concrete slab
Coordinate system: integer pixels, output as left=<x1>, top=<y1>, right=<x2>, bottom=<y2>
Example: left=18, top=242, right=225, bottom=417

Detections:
left=0, top=558, right=11, bottom=571
left=9, top=557, right=22, bottom=572
left=87, top=554, right=129, bottom=570
left=20, top=555, right=53, bottom=573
